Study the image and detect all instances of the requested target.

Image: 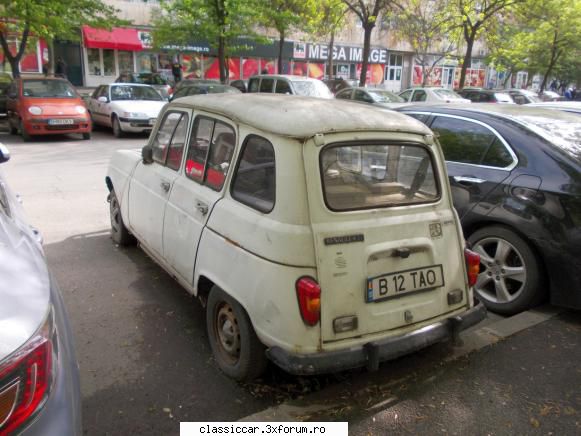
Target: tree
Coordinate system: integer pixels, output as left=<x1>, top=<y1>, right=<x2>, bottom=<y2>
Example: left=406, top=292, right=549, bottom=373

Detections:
left=450, top=0, right=523, bottom=89
left=258, top=0, right=318, bottom=74
left=0, top=0, right=122, bottom=78
left=153, top=0, right=262, bottom=84
left=341, top=0, right=399, bottom=86
left=393, top=0, right=458, bottom=86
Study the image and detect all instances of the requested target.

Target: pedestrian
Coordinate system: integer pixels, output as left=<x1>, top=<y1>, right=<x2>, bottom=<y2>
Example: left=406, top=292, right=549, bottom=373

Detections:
left=172, top=58, right=182, bottom=83
left=565, top=86, right=573, bottom=100
left=550, top=80, right=557, bottom=92
left=55, top=57, right=67, bottom=79
left=572, top=87, right=577, bottom=100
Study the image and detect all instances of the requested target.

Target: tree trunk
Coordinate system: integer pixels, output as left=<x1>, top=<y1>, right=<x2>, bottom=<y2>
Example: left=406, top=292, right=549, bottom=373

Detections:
left=0, top=24, right=30, bottom=79
left=459, top=28, right=476, bottom=89
left=540, top=31, right=561, bottom=92
left=327, top=31, right=335, bottom=78
left=48, top=40, right=56, bottom=76
left=218, top=35, right=226, bottom=84
left=360, top=24, right=374, bottom=87
left=277, top=30, right=285, bottom=74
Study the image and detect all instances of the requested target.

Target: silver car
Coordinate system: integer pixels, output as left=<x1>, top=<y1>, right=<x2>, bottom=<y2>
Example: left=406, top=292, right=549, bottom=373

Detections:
left=0, top=143, right=81, bottom=435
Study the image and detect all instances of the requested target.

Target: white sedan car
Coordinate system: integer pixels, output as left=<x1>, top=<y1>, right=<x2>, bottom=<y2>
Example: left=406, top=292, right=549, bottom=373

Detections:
left=399, top=87, right=471, bottom=104
left=87, top=83, right=166, bottom=137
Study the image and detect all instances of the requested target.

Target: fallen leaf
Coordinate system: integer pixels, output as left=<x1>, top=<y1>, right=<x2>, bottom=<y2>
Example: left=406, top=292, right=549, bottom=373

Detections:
left=530, top=417, right=540, bottom=428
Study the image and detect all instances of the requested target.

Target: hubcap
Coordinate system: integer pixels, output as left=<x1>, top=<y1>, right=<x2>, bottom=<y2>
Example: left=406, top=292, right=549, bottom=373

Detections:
left=214, top=303, right=241, bottom=364
left=472, top=237, right=527, bottom=304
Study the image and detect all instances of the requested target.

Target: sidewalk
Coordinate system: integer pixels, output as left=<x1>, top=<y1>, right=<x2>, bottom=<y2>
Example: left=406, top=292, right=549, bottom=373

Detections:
left=241, top=309, right=580, bottom=435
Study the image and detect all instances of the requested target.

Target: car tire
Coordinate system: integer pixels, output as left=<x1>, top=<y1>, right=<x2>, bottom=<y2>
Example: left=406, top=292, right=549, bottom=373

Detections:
left=109, top=190, right=135, bottom=246
left=112, top=115, right=124, bottom=138
left=468, top=226, right=545, bottom=315
left=19, top=120, right=31, bottom=142
left=9, top=120, right=17, bottom=135
left=206, top=286, right=267, bottom=381
left=82, top=132, right=91, bottom=140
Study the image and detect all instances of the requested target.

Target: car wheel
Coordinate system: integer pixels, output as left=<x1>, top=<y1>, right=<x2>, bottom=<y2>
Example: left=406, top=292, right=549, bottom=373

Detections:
left=468, top=226, right=545, bottom=315
left=206, top=286, right=267, bottom=381
left=82, top=132, right=91, bottom=140
left=109, top=190, right=135, bottom=246
left=9, top=119, right=17, bottom=135
left=19, top=120, right=31, bottom=142
left=112, top=115, right=124, bottom=138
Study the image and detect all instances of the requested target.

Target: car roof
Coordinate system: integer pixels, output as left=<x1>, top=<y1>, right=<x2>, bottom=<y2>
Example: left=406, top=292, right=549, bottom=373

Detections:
left=250, top=74, right=321, bottom=82
left=171, top=94, right=431, bottom=139
left=109, top=83, right=155, bottom=87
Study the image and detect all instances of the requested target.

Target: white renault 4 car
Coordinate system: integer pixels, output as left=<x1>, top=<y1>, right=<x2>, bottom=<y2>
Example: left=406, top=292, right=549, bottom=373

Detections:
left=105, top=94, right=485, bottom=380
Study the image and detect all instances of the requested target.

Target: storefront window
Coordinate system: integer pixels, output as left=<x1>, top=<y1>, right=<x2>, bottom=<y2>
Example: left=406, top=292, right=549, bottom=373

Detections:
left=137, top=52, right=156, bottom=73
left=118, top=51, right=134, bottom=74
left=103, top=49, right=115, bottom=76
left=88, top=48, right=101, bottom=76
left=21, top=39, right=40, bottom=73
left=158, top=54, right=172, bottom=71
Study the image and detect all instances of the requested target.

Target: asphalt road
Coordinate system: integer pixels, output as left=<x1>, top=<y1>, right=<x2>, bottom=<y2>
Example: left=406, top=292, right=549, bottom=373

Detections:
left=2, top=128, right=578, bottom=436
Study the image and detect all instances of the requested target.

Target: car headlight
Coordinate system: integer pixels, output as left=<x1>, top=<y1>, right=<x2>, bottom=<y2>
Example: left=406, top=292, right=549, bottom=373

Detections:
left=122, top=112, right=148, bottom=118
left=28, top=106, right=42, bottom=115
left=75, top=106, right=87, bottom=114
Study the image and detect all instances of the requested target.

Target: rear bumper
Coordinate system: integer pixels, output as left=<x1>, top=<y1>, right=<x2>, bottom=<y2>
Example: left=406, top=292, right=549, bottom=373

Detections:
left=267, top=301, right=487, bottom=375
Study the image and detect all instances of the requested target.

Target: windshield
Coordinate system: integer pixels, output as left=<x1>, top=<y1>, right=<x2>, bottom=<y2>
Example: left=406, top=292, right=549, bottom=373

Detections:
left=434, top=89, right=464, bottom=99
left=292, top=80, right=333, bottom=98
left=514, top=113, right=581, bottom=159
left=320, top=143, right=439, bottom=211
left=111, top=85, right=163, bottom=101
left=22, top=80, right=77, bottom=98
left=368, top=90, right=405, bottom=103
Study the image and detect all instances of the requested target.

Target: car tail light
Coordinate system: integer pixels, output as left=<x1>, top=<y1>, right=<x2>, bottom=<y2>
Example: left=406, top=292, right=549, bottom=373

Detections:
left=296, top=277, right=321, bottom=326
left=464, top=248, right=480, bottom=287
left=0, top=310, right=54, bottom=434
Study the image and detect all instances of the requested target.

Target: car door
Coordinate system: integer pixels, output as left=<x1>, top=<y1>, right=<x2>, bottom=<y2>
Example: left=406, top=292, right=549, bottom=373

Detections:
left=128, top=110, right=191, bottom=256
left=88, top=86, right=104, bottom=125
left=427, top=114, right=517, bottom=219
left=162, top=114, right=237, bottom=283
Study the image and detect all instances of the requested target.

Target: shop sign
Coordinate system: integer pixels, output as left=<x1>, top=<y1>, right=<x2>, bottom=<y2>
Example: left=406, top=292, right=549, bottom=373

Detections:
left=295, top=42, right=387, bottom=63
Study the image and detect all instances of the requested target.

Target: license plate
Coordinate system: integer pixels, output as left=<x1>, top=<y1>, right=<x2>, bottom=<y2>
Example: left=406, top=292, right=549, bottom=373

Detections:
left=366, top=265, right=444, bottom=302
left=148, top=118, right=156, bottom=126
left=48, top=119, right=74, bottom=125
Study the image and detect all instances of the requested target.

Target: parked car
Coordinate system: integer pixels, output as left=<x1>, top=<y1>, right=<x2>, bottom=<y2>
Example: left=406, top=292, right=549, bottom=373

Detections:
left=539, top=90, right=563, bottom=102
left=174, top=78, right=219, bottom=93
left=397, top=104, right=581, bottom=315
left=525, top=101, right=581, bottom=115
left=247, top=74, right=333, bottom=98
left=169, top=83, right=240, bottom=101
left=0, top=143, right=81, bottom=435
left=106, top=94, right=485, bottom=381
left=87, top=83, right=166, bottom=137
left=399, top=87, right=471, bottom=104
left=229, top=79, right=248, bottom=93
left=335, top=86, right=407, bottom=108
left=457, top=88, right=515, bottom=104
left=323, top=77, right=358, bottom=95
left=115, top=72, right=173, bottom=100
left=506, top=89, right=542, bottom=104
left=0, top=73, right=12, bottom=118
left=6, top=77, right=91, bottom=141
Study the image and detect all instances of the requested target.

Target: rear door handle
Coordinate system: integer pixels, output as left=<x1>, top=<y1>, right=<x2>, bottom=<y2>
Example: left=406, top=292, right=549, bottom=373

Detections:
left=195, top=201, right=208, bottom=215
left=453, top=176, right=485, bottom=185
left=160, top=181, right=171, bottom=192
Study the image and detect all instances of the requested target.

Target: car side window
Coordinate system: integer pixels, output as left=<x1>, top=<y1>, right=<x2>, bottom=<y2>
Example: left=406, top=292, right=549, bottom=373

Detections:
left=512, top=94, right=526, bottom=105
left=412, top=90, right=427, bottom=102
left=166, top=114, right=189, bottom=171
left=354, top=90, right=373, bottom=103
left=406, top=113, right=430, bottom=123
left=185, top=117, right=236, bottom=191
left=399, top=90, right=412, bottom=101
left=335, top=89, right=352, bottom=100
left=260, top=78, right=274, bottom=93
left=231, top=135, right=276, bottom=213
left=151, top=112, right=184, bottom=165
left=481, top=138, right=514, bottom=167
left=430, top=116, right=497, bottom=165
left=248, top=78, right=260, bottom=92
left=275, top=79, right=292, bottom=94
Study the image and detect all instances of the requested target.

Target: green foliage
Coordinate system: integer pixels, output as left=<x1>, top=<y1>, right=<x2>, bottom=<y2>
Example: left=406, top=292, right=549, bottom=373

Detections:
left=306, top=0, right=346, bottom=39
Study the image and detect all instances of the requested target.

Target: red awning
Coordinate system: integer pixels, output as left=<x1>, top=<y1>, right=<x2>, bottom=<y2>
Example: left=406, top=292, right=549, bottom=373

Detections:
left=82, top=26, right=143, bottom=51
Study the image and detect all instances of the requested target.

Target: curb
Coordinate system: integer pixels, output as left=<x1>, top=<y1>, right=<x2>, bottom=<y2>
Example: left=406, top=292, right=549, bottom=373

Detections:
left=239, top=305, right=562, bottom=423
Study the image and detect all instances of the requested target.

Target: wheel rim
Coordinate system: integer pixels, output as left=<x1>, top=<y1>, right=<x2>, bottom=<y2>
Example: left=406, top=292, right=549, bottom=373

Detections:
left=213, top=302, right=241, bottom=365
left=110, top=195, right=121, bottom=235
left=472, top=237, right=527, bottom=304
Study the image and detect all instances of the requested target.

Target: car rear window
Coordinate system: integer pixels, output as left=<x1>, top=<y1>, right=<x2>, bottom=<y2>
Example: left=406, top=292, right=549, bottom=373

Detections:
left=320, top=143, right=440, bottom=211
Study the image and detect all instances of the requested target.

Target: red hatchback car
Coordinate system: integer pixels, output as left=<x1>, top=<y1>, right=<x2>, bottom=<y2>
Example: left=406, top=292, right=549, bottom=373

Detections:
left=6, top=77, right=91, bottom=141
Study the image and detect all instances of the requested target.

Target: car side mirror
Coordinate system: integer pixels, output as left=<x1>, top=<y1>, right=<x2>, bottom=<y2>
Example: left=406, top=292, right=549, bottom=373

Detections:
left=142, top=145, right=154, bottom=164
left=0, top=143, right=10, bottom=164
left=97, top=96, right=108, bottom=103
